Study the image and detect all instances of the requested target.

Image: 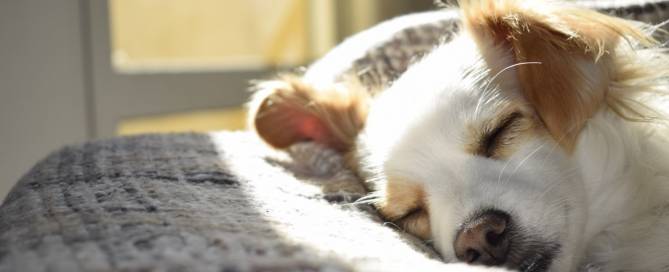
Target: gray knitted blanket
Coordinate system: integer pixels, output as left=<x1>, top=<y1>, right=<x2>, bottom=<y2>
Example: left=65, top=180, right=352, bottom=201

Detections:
left=0, top=132, right=450, bottom=272
left=2, top=1, right=668, bottom=271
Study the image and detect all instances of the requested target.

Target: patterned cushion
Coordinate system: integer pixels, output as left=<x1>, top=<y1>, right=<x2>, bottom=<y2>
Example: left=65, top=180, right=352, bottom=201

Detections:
left=304, top=0, right=669, bottom=91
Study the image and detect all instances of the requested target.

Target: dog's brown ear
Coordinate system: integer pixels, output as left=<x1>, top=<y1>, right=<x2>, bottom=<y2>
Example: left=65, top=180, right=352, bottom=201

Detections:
left=248, top=75, right=369, bottom=152
left=460, top=0, right=653, bottom=151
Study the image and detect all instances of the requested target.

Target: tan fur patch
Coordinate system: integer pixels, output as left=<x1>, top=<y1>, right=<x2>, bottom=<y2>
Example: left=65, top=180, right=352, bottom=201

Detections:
left=460, top=0, right=656, bottom=152
left=249, top=75, right=370, bottom=152
left=376, top=177, right=431, bottom=239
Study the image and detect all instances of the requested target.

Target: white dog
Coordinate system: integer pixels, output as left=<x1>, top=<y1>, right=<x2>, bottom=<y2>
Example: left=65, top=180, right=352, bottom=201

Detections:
left=249, top=1, right=669, bottom=271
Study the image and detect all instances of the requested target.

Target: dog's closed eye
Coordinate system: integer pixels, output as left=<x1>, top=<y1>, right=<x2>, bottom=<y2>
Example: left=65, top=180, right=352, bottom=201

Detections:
left=394, top=208, right=431, bottom=240
left=474, top=112, right=527, bottom=159
left=376, top=179, right=431, bottom=240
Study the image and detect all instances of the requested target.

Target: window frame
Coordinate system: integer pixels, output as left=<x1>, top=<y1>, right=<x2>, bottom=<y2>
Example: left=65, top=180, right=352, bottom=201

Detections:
left=86, top=0, right=270, bottom=137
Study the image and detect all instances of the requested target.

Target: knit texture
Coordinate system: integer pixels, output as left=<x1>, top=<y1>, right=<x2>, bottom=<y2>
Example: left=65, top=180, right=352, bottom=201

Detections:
left=0, top=132, right=447, bottom=272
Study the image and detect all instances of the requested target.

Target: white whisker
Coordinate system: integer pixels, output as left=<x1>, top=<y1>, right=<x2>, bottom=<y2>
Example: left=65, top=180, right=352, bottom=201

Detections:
left=485, top=61, right=542, bottom=91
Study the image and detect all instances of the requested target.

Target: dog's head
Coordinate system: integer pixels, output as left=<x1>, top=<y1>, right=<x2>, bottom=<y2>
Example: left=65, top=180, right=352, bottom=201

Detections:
left=249, top=1, right=659, bottom=271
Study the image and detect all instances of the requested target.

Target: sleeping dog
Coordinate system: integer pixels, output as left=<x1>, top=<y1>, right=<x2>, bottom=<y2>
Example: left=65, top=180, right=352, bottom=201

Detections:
left=249, top=1, right=669, bottom=271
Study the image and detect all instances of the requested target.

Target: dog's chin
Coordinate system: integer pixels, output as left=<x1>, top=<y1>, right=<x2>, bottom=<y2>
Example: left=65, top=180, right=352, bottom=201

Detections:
left=508, top=240, right=561, bottom=272
left=498, top=223, right=561, bottom=272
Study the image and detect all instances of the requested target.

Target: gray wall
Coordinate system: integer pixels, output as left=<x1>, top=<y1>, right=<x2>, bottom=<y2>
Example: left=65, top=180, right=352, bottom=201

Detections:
left=0, top=0, right=89, bottom=201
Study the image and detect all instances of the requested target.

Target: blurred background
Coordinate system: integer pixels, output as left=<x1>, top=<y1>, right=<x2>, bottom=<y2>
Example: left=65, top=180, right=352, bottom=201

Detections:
left=0, top=0, right=435, bottom=202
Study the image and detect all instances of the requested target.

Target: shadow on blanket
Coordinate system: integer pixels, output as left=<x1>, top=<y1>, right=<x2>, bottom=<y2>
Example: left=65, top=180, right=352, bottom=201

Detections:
left=0, top=131, right=451, bottom=272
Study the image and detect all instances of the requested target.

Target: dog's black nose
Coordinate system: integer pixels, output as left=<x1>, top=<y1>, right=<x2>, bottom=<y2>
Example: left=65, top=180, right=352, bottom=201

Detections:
left=453, top=210, right=511, bottom=266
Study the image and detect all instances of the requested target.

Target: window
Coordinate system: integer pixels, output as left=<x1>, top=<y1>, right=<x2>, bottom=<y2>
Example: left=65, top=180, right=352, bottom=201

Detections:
left=87, top=0, right=432, bottom=136
left=110, top=0, right=325, bottom=73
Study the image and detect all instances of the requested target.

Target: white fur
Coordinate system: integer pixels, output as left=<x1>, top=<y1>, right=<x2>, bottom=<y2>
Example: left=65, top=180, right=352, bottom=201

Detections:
left=358, top=24, right=669, bottom=272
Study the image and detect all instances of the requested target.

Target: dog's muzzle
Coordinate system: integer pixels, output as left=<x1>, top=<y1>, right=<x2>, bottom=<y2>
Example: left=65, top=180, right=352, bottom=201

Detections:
left=453, top=209, right=560, bottom=272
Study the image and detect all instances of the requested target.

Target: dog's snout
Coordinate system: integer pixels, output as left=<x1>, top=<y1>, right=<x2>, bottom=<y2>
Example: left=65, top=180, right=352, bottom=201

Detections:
left=454, top=210, right=511, bottom=266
